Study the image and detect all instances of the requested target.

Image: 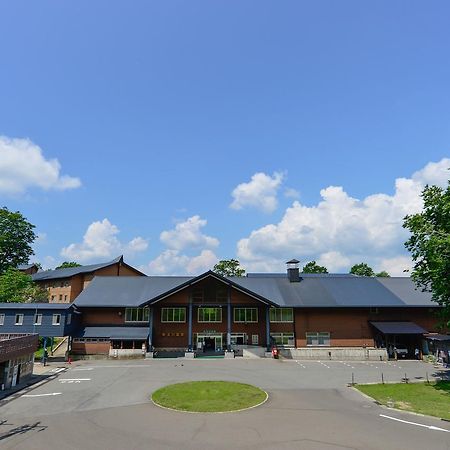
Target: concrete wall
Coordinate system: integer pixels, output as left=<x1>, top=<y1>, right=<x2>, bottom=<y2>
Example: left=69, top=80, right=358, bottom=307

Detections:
left=281, top=347, right=388, bottom=361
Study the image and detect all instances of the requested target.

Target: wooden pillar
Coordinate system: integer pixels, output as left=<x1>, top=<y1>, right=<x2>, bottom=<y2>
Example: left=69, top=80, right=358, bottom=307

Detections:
left=188, top=294, right=193, bottom=351
left=227, top=285, right=231, bottom=352
left=148, top=307, right=153, bottom=351
left=266, top=306, right=271, bottom=351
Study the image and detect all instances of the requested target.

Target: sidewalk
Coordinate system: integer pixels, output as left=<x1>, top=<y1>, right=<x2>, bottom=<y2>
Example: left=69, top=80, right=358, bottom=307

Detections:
left=0, top=361, right=68, bottom=403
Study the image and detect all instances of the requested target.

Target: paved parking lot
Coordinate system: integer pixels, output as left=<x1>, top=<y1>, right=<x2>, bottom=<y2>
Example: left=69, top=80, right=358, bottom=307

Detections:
left=0, top=358, right=449, bottom=449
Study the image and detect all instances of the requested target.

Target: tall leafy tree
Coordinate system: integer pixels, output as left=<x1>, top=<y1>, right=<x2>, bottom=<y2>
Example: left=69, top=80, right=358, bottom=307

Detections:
left=213, top=259, right=245, bottom=277
left=375, top=271, right=390, bottom=277
left=349, top=263, right=375, bottom=277
left=0, top=207, right=37, bottom=274
left=0, top=268, right=48, bottom=303
left=404, top=183, right=450, bottom=324
left=56, top=261, right=82, bottom=269
left=302, top=261, right=328, bottom=274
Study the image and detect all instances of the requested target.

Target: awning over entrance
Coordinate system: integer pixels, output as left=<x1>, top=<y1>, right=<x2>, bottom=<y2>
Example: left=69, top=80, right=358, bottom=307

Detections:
left=424, top=334, right=450, bottom=341
left=75, top=326, right=149, bottom=340
left=370, top=321, right=428, bottom=334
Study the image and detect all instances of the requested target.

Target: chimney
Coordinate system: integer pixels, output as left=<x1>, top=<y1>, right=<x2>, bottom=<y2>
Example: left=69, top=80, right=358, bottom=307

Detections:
left=286, top=259, right=300, bottom=282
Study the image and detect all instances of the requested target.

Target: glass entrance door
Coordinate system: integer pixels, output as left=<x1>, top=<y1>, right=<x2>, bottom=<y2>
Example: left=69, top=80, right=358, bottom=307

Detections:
left=196, top=334, right=223, bottom=351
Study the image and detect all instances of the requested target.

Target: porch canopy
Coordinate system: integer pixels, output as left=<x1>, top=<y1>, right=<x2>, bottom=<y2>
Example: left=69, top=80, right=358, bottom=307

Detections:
left=75, top=326, right=148, bottom=340
left=424, top=334, right=450, bottom=341
left=370, top=321, right=427, bottom=334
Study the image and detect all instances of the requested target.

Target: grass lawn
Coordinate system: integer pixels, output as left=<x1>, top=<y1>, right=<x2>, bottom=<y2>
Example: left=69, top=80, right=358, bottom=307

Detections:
left=152, top=381, right=267, bottom=412
left=356, top=381, right=450, bottom=420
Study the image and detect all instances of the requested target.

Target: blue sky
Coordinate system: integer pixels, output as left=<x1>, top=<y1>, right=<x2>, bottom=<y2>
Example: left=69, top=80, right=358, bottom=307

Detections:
left=1, top=1, right=449, bottom=275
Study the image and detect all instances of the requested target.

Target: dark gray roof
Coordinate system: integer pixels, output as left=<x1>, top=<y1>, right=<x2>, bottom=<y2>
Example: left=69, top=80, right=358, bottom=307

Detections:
left=370, top=321, right=428, bottom=334
left=246, top=273, right=357, bottom=278
left=32, top=256, right=126, bottom=281
left=17, top=264, right=37, bottom=270
left=0, top=303, right=72, bottom=310
left=74, top=276, right=192, bottom=307
left=74, top=272, right=436, bottom=309
left=75, top=326, right=148, bottom=339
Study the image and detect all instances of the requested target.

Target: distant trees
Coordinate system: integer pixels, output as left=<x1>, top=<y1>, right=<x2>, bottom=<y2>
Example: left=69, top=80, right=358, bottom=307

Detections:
left=213, top=259, right=245, bottom=277
left=375, top=270, right=390, bottom=277
left=349, top=263, right=389, bottom=277
left=0, top=268, right=48, bottom=303
left=56, top=261, right=81, bottom=269
left=0, top=207, right=36, bottom=274
left=302, top=261, right=328, bottom=274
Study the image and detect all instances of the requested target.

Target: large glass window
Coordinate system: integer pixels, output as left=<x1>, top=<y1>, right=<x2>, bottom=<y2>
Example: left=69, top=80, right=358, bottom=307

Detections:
left=125, top=307, right=150, bottom=323
left=306, top=332, right=330, bottom=346
left=161, top=307, right=186, bottom=323
left=198, top=307, right=222, bottom=323
left=270, top=332, right=295, bottom=347
left=233, top=308, right=258, bottom=323
left=269, top=308, right=294, bottom=323
left=52, top=314, right=61, bottom=325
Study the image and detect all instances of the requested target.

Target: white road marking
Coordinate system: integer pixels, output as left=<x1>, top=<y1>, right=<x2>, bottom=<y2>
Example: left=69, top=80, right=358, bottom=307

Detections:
left=49, top=367, right=66, bottom=374
left=317, top=361, right=330, bottom=369
left=72, top=367, right=94, bottom=371
left=380, top=414, right=450, bottom=433
left=295, top=361, right=306, bottom=368
left=22, top=392, right=62, bottom=398
left=59, top=378, right=91, bottom=384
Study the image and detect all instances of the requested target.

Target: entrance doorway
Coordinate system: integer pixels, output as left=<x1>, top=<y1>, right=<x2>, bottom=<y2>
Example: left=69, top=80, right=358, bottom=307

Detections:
left=196, top=334, right=222, bottom=352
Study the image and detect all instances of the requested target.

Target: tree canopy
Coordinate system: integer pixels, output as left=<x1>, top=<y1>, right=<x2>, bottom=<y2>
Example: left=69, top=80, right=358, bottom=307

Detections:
left=404, top=183, right=450, bottom=324
left=375, top=270, right=390, bottom=277
left=302, top=261, right=328, bottom=274
left=0, top=268, right=48, bottom=303
left=213, top=259, right=245, bottom=277
left=56, top=261, right=82, bottom=269
left=0, top=207, right=37, bottom=274
left=349, top=263, right=375, bottom=277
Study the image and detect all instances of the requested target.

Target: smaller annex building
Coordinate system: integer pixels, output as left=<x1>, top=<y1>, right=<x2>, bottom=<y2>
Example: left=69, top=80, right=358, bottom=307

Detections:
left=71, top=263, right=444, bottom=360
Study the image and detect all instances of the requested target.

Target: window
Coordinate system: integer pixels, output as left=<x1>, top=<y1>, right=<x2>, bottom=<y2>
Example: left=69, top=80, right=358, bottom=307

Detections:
left=59, top=294, right=63, bottom=301
left=198, top=307, right=222, bottom=323
left=15, top=314, right=24, bottom=325
left=233, top=308, right=258, bottom=323
left=64, top=295, right=68, bottom=302
left=51, top=295, right=55, bottom=301
left=269, top=308, right=293, bottom=323
left=124, top=307, right=149, bottom=323
left=52, top=314, right=61, bottom=325
left=66, top=313, right=72, bottom=325
left=34, top=314, right=42, bottom=325
left=306, top=332, right=330, bottom=346
left=0, top=314, right=4, bottom=325
left=252, top=334, right=259, bottom=345
left=270, top=332, right=295, bottom=347
left=161, top=307, right=186, bottom=323
left=230, top=333, right=246, bottom=345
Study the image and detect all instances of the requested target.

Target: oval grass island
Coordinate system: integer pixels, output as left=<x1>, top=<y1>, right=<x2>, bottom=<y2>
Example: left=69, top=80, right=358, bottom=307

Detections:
left=151, top=381, right=268, bottom=413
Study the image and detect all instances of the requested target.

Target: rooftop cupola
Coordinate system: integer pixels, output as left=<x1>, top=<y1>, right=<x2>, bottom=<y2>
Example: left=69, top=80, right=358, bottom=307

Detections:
left=286, top=259, right=300, bottom=282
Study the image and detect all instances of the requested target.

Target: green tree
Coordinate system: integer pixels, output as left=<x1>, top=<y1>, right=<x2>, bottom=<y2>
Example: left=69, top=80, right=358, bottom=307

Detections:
left=0, top=268, right=48, bottom=303
left=213, top=259, right=245, bottom=277
left=404, top=183, right=450, bottom=324
left=56, top=261, right=82, bottom=269
left=375, top=271, right=390, bottom=277
left=302, top=261, right=328, bottom=274
left=0, top=207, right=37, bottom=274
left=350, top=263, right=375, bottom=277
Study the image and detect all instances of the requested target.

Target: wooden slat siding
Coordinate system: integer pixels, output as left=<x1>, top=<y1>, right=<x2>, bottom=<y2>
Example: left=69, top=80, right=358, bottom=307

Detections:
left=0, top=308, right=69, bottom=337
left=0, top=334, right=39, bottom=363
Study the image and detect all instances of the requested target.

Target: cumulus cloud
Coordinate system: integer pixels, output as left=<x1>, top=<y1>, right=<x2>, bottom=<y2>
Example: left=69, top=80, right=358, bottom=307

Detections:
left=143, top=249, right=218, bottom=275
left=0, top=135, right=81, bottom=194
left=237, top=158, right=450, bottom=276
left=230, top=172, right=284, bottom=213
left=160, top=215, right=219, bottom=250
left=61, top=219, right=148, bottom=263
left=142, top=215, right=220, bottom=275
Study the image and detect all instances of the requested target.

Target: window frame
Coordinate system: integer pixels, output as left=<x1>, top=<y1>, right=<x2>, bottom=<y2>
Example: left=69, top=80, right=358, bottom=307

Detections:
left=52, top=314, right=61, bottom=326
left=161, top=307, right=186, bottom=323
left=233, top=307, right=258, bottom=323
left=0, top=313, right=4, bottom=325
left=34, top=314, right=42, bottom=325
left=269, top=308, right=294, bottom=323
left=306, top=332, right=330, bottom=347
left=198, top=307, right=222, bottom=323
left=124, top=307, right=150, bottom=323
left=15, top=314, right=24, bottom=325
left=270, top=332, right=295, bottom=347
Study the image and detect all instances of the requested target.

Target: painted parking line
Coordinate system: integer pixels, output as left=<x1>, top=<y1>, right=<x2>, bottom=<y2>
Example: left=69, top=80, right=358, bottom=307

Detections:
left=317, top=361, right=330, bottom=369
left=380, top=414, right=450, bottom=433
left=72, top=367, right=94, bottom=371
left=22, top=392, right=62, bottom=398
left=49, top=367, right=66, bottom=374
left=295, top=361, right=306, bottom=369
left=59, top=378, right=91, bottom=384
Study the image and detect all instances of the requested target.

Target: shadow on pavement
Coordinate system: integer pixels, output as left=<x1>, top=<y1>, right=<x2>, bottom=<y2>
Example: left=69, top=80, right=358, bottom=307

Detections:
left=0, top=420, right=47, bottom=441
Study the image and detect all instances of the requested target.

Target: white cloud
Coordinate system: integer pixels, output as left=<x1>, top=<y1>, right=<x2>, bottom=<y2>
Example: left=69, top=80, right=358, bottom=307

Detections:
left=61, top=219, right=148, bottom=263
left=230, top=171, right=284, bottom=213
left=237, top=158, right=450, bottom=274
left=0, top=135, right=81, bottom=194
left=284, top=187, right=300, bottom=199
left=160, top=215, right=219, bottom=251
left=143, top=249, right=218, bottom=276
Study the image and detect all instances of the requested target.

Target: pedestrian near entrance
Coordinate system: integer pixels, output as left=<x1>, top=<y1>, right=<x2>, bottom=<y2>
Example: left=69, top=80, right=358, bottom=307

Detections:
left=414, top=348, right=420, bottom=360
left=43, top=349, right=48, bottom=367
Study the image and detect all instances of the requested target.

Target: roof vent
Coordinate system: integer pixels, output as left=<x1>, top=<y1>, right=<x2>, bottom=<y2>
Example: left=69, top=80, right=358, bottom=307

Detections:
left=286, top=259, right=300, bottom=282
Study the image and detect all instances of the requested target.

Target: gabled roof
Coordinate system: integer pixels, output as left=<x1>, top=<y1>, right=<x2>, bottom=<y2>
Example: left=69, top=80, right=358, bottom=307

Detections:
left=17, top=264, right=39, bottom=271
left=0, top=303, right=73, bottom=310
left=73, top=271, right=436, bottom=309
left=32, top=256, right=145, bottom=281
